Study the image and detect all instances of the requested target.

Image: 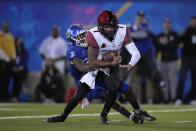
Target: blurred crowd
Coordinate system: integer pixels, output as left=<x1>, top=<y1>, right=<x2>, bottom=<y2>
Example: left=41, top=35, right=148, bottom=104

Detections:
left=0, top=11, right=196, bottom=105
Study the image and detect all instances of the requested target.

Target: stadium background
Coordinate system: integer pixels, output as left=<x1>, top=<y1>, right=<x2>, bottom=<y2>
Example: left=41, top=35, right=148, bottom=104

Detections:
left=0, top=0, right=195, bottom=99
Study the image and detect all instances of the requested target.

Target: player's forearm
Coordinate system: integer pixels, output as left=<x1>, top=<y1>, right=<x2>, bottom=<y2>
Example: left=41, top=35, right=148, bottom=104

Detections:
left=77, top=63, right=91, bottom=73
left=88, top=46, right=114, bottom=69
left=89, top=60, right=113, bottom=70
left=72, top=58, right=92, bottom=73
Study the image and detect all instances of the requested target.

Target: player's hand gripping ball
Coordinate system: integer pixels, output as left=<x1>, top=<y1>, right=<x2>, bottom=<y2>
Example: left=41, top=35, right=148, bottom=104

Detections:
left=102, top=50, right=118, bottom=62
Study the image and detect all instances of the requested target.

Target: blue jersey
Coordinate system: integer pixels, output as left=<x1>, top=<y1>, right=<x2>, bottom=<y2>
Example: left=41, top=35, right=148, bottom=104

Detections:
left=130, top=23, right=153, bottom=54
left=66, top=46, right=88, bottom=87
left=66, top=45, right=129, bottom=99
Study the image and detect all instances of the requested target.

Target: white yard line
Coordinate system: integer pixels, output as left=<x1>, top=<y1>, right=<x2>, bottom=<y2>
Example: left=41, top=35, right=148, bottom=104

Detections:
left=147, top=108, right=196, bottom=113
left=0, top=103, right=29, bottom=106
left=175, top=120, right=192, bottom=123
left=111, top=120, right=124, bottom=122
left=0, top=108, right=33, bottom=111
left=0, top=108, right=196, bottom=120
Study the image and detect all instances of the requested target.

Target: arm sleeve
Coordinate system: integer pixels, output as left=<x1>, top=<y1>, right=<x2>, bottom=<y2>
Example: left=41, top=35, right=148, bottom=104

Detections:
left=125, top=42, right=141, bottom=67
left=86, top=31, right=99, bottom=48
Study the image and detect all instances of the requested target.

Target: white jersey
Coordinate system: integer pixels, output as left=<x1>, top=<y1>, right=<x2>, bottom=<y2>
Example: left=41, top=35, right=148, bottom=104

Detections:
left=88, top=24, right=127, bottom=60
left=81, top=24, right=136, bottom=89
left=87, top=24, right=128, bottom=75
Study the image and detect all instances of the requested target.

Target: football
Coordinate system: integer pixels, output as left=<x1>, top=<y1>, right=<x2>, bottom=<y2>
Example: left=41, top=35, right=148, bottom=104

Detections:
left=102, top=50, right=118, bottom=62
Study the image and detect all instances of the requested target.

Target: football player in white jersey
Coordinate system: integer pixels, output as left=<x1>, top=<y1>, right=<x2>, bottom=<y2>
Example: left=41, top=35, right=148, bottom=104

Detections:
left=86, top=10, right=141, bottom=124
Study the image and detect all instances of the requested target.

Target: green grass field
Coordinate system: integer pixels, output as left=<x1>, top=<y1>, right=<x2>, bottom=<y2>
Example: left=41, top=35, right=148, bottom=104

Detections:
left=0, top=103, right=196, bottom=131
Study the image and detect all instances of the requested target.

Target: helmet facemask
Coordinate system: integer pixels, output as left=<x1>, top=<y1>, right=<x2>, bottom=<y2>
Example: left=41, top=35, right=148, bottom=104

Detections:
left=77, top=31, right=87, bottom=48
left=67, top=24, right=88, bottom=48
left=98, top=22, right=118, bottom=41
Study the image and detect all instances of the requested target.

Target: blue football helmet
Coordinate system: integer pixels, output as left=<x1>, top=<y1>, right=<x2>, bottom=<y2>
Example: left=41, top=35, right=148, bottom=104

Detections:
left=66, top=24, right=87, bottom=47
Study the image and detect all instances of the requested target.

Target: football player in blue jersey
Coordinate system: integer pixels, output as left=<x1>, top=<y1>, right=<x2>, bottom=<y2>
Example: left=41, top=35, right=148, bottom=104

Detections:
left=47, top=24, right=156, bottom=124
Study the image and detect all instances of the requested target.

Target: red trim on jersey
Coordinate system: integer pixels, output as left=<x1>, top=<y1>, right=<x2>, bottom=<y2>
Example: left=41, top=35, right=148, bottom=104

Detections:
left=123, top=26, right=131, bottom=45
left=86, top=31, right=99, bottom=48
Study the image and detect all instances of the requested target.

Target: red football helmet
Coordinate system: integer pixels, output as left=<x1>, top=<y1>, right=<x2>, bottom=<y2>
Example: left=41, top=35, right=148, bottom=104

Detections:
left=97, top=10, right=118, bottom=41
